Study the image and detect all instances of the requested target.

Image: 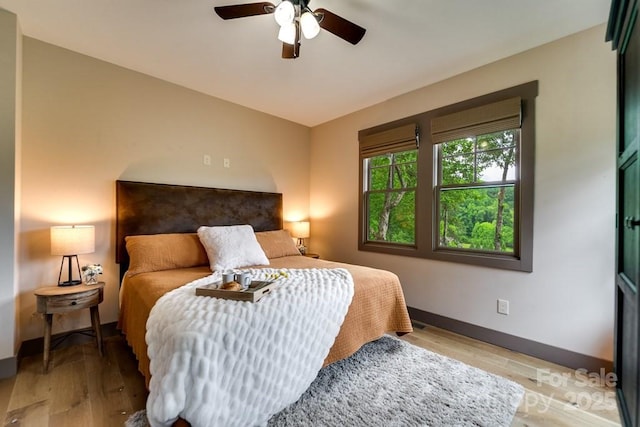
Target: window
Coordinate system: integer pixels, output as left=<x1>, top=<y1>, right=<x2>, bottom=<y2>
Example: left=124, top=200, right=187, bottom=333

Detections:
left=359, top=123, right=419, bottom=247
left=358, top=82, right=537, bottom=271
left=436, top=130, right=518, bottom=253
left=366, top=149, right=418, bottom=244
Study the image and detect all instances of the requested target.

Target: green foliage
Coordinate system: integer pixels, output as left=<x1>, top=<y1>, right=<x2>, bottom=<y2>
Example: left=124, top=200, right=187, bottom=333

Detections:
left=368, top=190, right=415, bottom=243
left=470, top=222, right=513, bottom=252
left=367, top=150, right=417, bottom=244
left=438, top=186, right=514, bottom=251
left=471, top=222, right=497, bottom=249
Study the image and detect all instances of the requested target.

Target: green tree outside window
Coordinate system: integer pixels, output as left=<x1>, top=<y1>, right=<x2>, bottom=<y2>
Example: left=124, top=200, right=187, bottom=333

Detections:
left=437, top=130, right=518, bottom=253
left=365, top=150, right=417, bottom=244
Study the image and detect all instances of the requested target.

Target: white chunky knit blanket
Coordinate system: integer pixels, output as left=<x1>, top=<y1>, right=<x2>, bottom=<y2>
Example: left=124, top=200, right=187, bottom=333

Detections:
left=145, top=268, right=354, bottom=427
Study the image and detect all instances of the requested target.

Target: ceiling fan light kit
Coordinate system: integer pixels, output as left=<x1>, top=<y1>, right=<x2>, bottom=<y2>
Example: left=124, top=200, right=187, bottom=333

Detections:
left=214, top=0, right=366, bottom=59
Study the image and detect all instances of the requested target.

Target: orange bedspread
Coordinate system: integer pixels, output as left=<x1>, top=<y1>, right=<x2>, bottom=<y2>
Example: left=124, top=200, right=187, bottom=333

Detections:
left=118, top=256, right=413, bottom=385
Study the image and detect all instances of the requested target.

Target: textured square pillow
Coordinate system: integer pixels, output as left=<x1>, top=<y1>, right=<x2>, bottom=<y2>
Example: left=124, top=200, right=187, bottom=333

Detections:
left=197, top=224, right=270, bottom=271
left=125, top=233, right=209, bottom=276
left=255, top=229, right=301, bottom=259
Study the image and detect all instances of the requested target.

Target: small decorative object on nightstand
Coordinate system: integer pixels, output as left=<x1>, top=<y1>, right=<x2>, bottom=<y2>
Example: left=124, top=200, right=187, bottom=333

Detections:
left=81, top=263, right=103, bottom=285
left=304, top=253, right=320, bottom=259
left=34, top=282, right=105, bottom=372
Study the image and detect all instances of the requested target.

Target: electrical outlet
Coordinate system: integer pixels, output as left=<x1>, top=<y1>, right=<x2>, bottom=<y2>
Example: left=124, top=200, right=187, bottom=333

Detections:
left=203, top=154, right=211, bottom=166
left=497, top=299, right=509, bottom=315
left=223, top=158, right=230, bottom=168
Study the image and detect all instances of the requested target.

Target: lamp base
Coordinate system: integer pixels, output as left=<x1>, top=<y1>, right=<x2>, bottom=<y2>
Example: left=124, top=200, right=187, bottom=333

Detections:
left=296, top=238, right=307, bottom=255
left=57, top=255, right=82, bottom=287
left=58, top=280, right=82, bottom=287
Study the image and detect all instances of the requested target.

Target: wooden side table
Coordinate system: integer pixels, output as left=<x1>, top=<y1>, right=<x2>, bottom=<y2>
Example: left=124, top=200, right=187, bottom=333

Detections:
left=304, top=253, right=320, bottom=259
left=34, top=282, right=105, bottom=372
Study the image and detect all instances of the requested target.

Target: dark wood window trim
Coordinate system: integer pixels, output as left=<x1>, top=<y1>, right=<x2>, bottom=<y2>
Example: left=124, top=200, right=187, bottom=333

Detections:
left=358, top=81, right=538, bottom=272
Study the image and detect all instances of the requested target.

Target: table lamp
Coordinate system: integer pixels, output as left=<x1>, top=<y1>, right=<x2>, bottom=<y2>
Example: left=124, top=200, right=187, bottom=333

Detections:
left=290, top=221, right=310, bottom=255
left=50, top=225, right=95, bottom=286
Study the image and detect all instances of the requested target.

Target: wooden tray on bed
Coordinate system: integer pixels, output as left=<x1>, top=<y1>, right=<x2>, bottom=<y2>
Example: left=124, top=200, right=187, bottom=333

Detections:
left=195, top=280, right=275, bottom=302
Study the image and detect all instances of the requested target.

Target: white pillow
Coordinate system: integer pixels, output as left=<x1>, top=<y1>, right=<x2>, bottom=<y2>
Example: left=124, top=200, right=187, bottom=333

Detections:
left=197, top=224, right=270, bottom=271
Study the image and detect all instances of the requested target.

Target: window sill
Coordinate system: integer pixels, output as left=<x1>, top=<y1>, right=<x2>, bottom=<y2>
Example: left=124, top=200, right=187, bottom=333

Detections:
left=430, top=248, right=532, bottom=272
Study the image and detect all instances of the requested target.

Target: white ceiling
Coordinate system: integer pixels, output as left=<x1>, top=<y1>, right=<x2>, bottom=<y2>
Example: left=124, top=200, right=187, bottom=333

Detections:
left=0, top=0, right=610, bottom=127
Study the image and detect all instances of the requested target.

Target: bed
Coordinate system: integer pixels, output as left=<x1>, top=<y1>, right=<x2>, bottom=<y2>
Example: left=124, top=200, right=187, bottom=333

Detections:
left=115, top=180, right=413, bottom=425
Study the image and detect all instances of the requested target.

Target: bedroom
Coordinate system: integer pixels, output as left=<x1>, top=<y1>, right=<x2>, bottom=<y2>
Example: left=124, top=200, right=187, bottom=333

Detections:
left=0, top=0, right=628, bottom=425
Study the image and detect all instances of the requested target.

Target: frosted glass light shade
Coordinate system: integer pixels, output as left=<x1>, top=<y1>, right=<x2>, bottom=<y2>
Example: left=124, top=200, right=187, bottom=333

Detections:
left=274, top=1, right=294, bottom=26
left=51, top=225, right=95, bottom=255
left=278, top=22, right=296, bottom=45
left=290, top=221, right=310, bottom=239
left=300, top=11, right=320, bottom=39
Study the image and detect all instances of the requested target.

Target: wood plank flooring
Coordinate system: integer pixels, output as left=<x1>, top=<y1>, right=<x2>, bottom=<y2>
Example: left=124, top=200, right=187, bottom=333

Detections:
left=1, top=324, right=621, bottom=426
left=2, top=337, right=147, bottom=427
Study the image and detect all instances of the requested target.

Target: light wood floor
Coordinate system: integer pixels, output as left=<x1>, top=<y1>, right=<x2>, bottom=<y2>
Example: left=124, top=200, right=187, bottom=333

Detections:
left=0, top=324, right=621, bottom=426
left=406, top=322, right=621, bottom=426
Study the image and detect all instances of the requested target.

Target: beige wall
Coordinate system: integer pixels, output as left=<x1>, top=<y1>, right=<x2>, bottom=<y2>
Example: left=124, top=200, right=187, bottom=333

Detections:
left=0, top=8, right=21, bottom=361
left=19, top=38, right=311, bottom=341
left=310, top=25, right=616, bottom=360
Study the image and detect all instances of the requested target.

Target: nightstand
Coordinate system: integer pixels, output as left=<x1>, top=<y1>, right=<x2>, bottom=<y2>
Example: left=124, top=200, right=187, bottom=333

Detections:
left=304, top=253, right=320, bottom=259
left=34, top=282, right=105, bottom=372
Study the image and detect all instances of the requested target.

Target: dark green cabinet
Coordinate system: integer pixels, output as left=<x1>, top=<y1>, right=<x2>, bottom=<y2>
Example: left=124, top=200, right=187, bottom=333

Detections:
left=607, top=1, right=640, bottom=426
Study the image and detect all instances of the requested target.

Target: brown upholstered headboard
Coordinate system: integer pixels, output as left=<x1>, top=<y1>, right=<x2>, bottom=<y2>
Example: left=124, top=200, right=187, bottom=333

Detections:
left=115, top=180, right=283, bottom=277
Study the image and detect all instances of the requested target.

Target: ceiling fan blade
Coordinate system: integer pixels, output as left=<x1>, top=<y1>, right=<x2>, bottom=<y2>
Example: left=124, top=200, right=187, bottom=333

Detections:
left=214, top=2, right=275, bottom=20
left=315, top=8, right=366, bottom=45
left=282, top=21, right=301, bottom=59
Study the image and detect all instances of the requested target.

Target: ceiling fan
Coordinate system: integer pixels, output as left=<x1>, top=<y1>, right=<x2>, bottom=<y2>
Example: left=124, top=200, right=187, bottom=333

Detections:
left=214, top=1, right=366, bottom=59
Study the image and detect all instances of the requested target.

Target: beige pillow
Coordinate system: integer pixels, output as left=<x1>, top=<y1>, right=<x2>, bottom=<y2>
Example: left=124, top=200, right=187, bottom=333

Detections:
left=255, top=229, right=301, bottom=259
left=125, top=233, right=209, bottom=276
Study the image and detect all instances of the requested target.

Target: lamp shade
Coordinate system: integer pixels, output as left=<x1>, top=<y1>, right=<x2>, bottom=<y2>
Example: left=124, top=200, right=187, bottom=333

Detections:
left=278, top=22, right=297, bottom=45
left=300, top=11, right=320, bottom=39
left=51, top=225, right=95, bottom=256
left=274, top=0, right=294, bottom=26
left=290, top=221, right=310, bottom=239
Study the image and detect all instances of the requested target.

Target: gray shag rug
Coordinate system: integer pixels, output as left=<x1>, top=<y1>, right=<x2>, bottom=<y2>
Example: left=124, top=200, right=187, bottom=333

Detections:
left=126, top=335, right=524, bottom=426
